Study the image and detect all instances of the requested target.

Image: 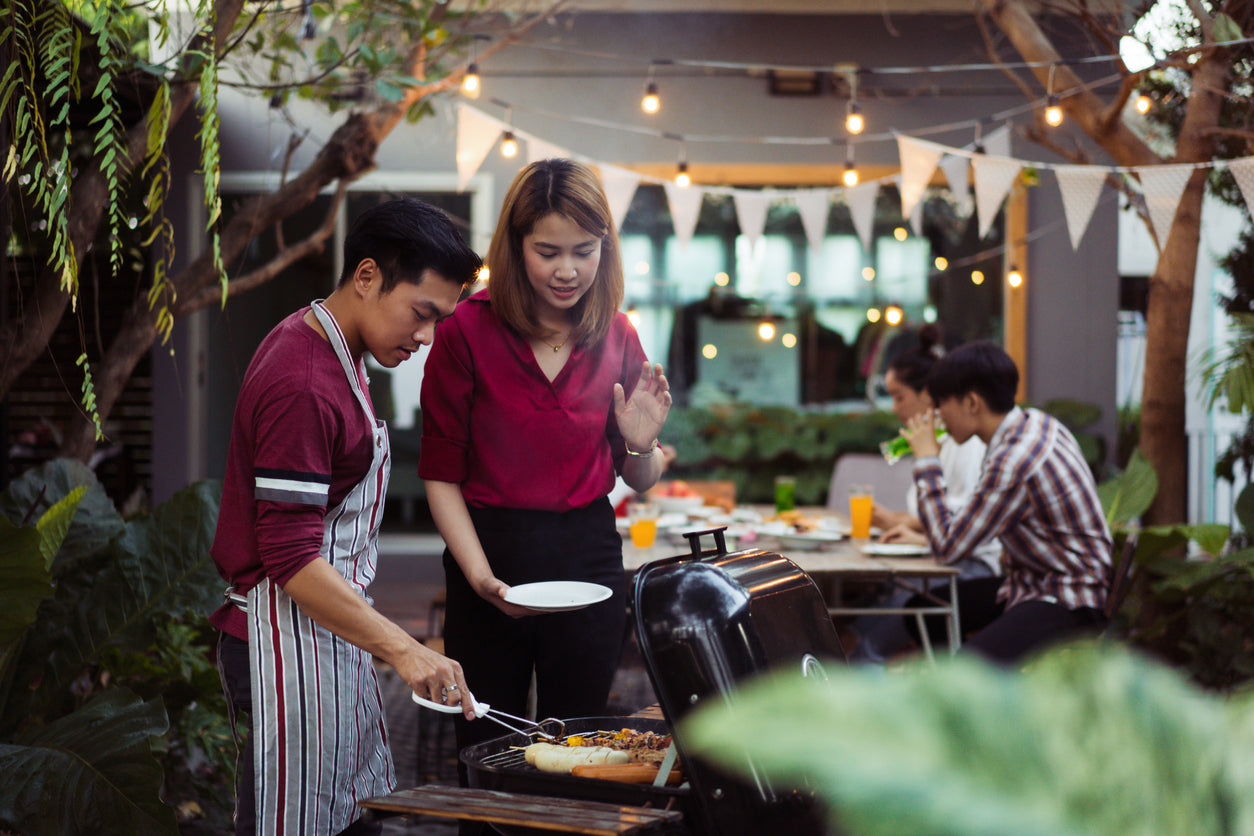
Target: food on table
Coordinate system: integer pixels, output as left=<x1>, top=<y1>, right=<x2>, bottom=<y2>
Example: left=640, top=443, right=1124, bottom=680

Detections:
left=768, top=509, right=823, bottom=532
left=525, top=728, right=677, bottom=775
left=655, top=480, right=700, bottom=498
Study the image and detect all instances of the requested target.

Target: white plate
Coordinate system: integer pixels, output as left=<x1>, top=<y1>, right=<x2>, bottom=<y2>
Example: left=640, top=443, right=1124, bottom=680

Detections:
left=654, top=496, right=706, bottom=514
left=775, top=531, right=848, bottom=551
left=860, top=542, right=932, bottom=557
left=503, top=581, right=613, bottom=612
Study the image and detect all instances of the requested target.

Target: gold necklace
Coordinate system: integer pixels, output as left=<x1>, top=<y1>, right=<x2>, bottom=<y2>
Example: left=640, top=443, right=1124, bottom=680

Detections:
left=540, top=332, right=570, bottom=352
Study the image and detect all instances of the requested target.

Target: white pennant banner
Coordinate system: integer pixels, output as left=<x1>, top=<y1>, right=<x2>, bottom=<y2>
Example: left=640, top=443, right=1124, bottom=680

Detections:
left=896, top=135, right=944, bottom=219
left=909, top=194, right=924, bottom=237
left=938, top=154, right=973, bottom=217
left=793, top=189, right=831, bottom=252
left=1228, top=157, right=1254, bottom=223
left=971, top=154, right=1021, bottom=240
left=527, top=136, right=568, bottom=166
left=455, top=104, right=503, bottom=193
left=664, top=183, right=704, bottom=251
left=1054, top=165, right=1109, bottom=250
left=1138, top=164, right=1194, bottom=249
left=983, top=124, right=1012, bottom=159
left=733, top=190, right=772, bottom=251
left=845, top=180, right=880, bottom=252
left=598, top=165, right=643, bottom=231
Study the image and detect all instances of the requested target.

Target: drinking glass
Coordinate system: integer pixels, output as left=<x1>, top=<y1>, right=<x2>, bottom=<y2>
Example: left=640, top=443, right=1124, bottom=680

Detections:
left=774, top=475, right=797, bottom=514
left=628, top=502, right=660, bottom=548
left=849, top=484, right=874, bottom=539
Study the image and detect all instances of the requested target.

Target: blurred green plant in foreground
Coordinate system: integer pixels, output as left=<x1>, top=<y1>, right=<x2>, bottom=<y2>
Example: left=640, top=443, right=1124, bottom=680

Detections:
left=681, top=643, right=1254, bottom=836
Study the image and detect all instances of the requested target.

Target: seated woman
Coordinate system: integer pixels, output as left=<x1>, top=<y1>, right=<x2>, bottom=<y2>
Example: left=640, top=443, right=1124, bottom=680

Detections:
left=849, top=325, right=1001, bottom=664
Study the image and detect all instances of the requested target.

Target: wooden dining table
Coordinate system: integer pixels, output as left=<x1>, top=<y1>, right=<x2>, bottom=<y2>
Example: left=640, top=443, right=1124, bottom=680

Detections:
left=620, top=505, right=962, bottom=662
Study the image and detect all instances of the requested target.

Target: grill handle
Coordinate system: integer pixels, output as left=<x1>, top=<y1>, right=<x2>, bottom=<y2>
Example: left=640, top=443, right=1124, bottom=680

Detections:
left=682, top=527, right=728, bottom=558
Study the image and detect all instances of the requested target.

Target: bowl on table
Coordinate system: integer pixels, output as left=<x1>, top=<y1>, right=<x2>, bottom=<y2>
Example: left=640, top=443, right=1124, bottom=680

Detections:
left=654, top=495, right=707, bottom=515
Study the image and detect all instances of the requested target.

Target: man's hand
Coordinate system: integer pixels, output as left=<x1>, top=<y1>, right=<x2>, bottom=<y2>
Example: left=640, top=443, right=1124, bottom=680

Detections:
left=902, top=409, right=942, bottom=458
left=397, top=642, right=478, bottom=719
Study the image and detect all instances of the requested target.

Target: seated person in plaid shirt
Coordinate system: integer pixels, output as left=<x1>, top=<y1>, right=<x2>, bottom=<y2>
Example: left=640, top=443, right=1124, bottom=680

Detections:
left=900, top=341, right=1113, bottom=664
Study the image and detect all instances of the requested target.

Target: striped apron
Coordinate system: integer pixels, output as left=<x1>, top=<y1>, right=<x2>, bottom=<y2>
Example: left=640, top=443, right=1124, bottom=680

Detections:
left=246, top=301, right=395, bottom=835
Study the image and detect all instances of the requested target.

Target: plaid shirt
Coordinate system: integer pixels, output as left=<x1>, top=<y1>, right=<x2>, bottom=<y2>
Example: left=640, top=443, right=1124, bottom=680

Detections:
left=913, top=407, right=1112, bottom=611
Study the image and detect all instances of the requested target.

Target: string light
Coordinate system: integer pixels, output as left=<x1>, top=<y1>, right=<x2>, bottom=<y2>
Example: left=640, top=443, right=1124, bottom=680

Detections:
left=866, top=308, right=882, bottom=323
left=675, top=161, right=690, bottom=188
left=781, top=333, right=797, bottom=348
left=1044, top=63, right=1063, bottom=127
left=844, top=71, right=864, bottom=135
left=842, top=143, right=858, bottom=187
left=714, top=271, right=730, bottom=286
left=786, top=271, right=802, bottom=286
left=862, top=266, right=875, bottom=281
left=758, top=321, right=776, bottom=340
left=934, top=256, right=948, bottom=270
left=642, top=79, right=660, bottom=114
left=477, top=266, right=490, bottom=283
left=885, top=305, right=904, bottom=325
left=702, top=344, right=718, bottom=359
left=1007, top=265, right=1024, bottom=287
left=500, top=130, right=518, bottom=158
left=462, top=62, right=481, bottom=99
left=971, top=269, right=985, bottom=285
left=626, top=306, right=642, bottom=327
left=893, top=227, right=908, bottom=241
left=1135, top=94, right=1152, bottom=114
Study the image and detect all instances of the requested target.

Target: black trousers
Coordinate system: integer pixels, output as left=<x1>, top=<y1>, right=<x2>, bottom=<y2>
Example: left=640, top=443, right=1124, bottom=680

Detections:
left=905, top=576, right=1106, bottom=665
left=443, top=499, right=627, bottom=759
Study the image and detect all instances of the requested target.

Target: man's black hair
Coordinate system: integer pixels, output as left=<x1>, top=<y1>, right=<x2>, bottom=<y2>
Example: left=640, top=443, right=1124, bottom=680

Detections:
left=925, top=341, right=1019, bottom=414
left=339, top=198, right=482, bottom=291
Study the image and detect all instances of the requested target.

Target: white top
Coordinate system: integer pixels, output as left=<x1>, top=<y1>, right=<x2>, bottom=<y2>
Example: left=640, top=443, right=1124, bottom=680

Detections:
left=907, top=435, right=1002, bottom=574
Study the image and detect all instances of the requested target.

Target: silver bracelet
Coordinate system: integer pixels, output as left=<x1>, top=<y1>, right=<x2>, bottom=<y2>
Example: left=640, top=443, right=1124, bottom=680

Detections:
left=625, top=439, right=659, bottom=458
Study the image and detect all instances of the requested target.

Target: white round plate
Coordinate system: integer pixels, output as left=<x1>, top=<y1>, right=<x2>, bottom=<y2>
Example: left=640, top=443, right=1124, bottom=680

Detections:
left=504, top=581, right=613, bottom=612
left=655, top=495, right=706, bottom=514
left=775, top=531, right=848, bottom=551
left=861, top=542, right=932, bottom=557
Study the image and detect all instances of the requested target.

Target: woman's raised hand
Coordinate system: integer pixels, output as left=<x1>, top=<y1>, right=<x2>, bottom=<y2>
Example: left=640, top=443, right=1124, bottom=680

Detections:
left=613, top=361, right=671, bottom=452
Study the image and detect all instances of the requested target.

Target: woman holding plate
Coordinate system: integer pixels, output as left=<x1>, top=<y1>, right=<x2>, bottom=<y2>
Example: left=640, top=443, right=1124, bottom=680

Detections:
left=419, top=159, right=670, bottom=795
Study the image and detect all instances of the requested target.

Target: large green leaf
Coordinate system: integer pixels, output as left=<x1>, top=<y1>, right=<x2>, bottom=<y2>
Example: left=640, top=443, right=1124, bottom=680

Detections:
left=0, top=518, right=51, bottom=650
left=680, top=644, right=1254, bottom=836
left=8, top=480, right=222, bottom=722
left=36, top=485, right=87, bottom=570
left=1235, top=483, right=1254, bottom=533
left=0, top=688, right=177, bottom=836
left=1097, top=448, right=1157, bottom=526
left=0, top=460, right=124, bottom=574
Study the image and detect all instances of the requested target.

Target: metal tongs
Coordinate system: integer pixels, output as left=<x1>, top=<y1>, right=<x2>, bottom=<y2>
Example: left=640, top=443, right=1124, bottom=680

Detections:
left=411, top=692, right=567, bottom=741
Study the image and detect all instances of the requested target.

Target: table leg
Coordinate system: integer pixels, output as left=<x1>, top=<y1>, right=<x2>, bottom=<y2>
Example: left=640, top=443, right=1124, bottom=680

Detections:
left=945, top=575, right=961, bottom=654
left=914, top=612, right=935, bottom=663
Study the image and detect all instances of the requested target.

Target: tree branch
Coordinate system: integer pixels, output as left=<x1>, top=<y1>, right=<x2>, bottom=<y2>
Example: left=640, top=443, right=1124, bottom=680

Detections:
left=1100, top=73, right=1142, bottom=134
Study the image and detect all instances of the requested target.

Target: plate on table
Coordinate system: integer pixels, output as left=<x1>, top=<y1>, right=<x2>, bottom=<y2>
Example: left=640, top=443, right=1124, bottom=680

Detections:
left=860, top=542, right=932, bottom=557
left=503, top=581, right=613, bottom=612
left=654, top=495, right=707, bottom=514
left=775, top=531, right=848, bottom=551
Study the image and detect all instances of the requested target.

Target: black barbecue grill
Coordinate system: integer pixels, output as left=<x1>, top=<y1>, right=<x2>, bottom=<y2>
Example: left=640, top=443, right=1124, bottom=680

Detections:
left=459, top=528, right=847, bottom=836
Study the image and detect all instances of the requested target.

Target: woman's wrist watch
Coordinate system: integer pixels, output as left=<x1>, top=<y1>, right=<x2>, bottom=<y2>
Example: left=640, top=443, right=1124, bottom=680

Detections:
left=625, top=439, right=659, bottom=458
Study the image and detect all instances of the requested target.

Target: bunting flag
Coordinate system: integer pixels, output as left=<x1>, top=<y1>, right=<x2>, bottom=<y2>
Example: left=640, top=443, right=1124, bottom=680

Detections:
left=938, top=154, right=973, bottom=217
left=1054, top=165, right=1109, bottom=250
left=1138, top=163, right=1195, bottom=249
left=664, top=183, right=704, bottom=251
left=455, top=104, right=504, bottom=192
left=598, top=165, right=643, bottom=231
left=909, top=195, right=924, bottom=237
left=971, top=154, right=1022, bottom=240
left=983, top=124, right=1012, bottom=159
left=793, top=189, right=831, bottom=252
left=733, top=190, right=772, bottom=251
left=527, top=136, right=567, bottom=165
left=1228, top=157, right=1254, bottom=224
left=896, top=135, right=944, bottom=219
left=844, top=180, right=880, bottom=252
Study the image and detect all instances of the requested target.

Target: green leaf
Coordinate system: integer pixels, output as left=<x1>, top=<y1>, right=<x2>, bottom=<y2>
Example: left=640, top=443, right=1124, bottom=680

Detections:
left=1097, top=448, right=1157, bottom=526
left=0, top=460, right=124, bottom=573
left=1235, top=483, right=1254, bottom=534
left=1214, top=13, right=1244, bottom=43
left=36, top=485, right=87, bottom=570
left=0, top=519, right=51, bottom=652
left=680, top=644, right=1254, bottom=836
left=0, top=689, right=177, bottom=835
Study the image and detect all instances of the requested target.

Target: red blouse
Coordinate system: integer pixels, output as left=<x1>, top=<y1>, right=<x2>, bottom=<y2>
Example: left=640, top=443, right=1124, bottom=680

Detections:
left=418, top=289, right=648, bottom=512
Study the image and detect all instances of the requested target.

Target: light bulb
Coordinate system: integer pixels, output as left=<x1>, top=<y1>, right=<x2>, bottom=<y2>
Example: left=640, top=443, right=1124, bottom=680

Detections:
left=845, top=100, right=864, bottom=135
left=675, top=161, right=690, bottom=188
left=626, top=307, right=642, bottom=328
left=893, top=227, right=908, bottom=241
left=866, top=308, right=881, bottom=323
left=500, top=131, right=518, bottom=158
left=885, top=305, right=903, bottom=325
left=934, top=256, right=948, bottom=270
left=702, top=343, right=718, bottom=359
left=477, top=266, right=490, bottom=283
left=1045, top=95, right=1063, bottom=126
left=781, top=333, right=797, bottom=348
left=462, top=63, right=481, bottom=99
left=642, top=82, right=660, bottom=114
left=758, top=322, right=776, bottom=341
left=842, top=162, right=859, bottom=187
left=1135, top=94, right=1151, bottom=114
left=1007, top=266, right=1024, bottom=288
left=862, top=266, right=875, bottom=281
left=971, top=269, right=985, bottom=285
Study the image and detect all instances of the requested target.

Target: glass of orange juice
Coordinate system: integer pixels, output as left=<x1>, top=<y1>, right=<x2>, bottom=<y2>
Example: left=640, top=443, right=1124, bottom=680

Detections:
left=849, top=484, right=874, bottom=539
left=628, top=502, right=660, bottom=548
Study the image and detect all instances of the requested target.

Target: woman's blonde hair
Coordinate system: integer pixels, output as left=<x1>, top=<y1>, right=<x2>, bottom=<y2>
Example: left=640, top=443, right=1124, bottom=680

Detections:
left=486, top=159, right=625, bottom=346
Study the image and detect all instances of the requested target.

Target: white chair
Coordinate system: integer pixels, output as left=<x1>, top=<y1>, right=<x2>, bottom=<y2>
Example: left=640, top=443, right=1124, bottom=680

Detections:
left=826, top=451, right=916, bottom=510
